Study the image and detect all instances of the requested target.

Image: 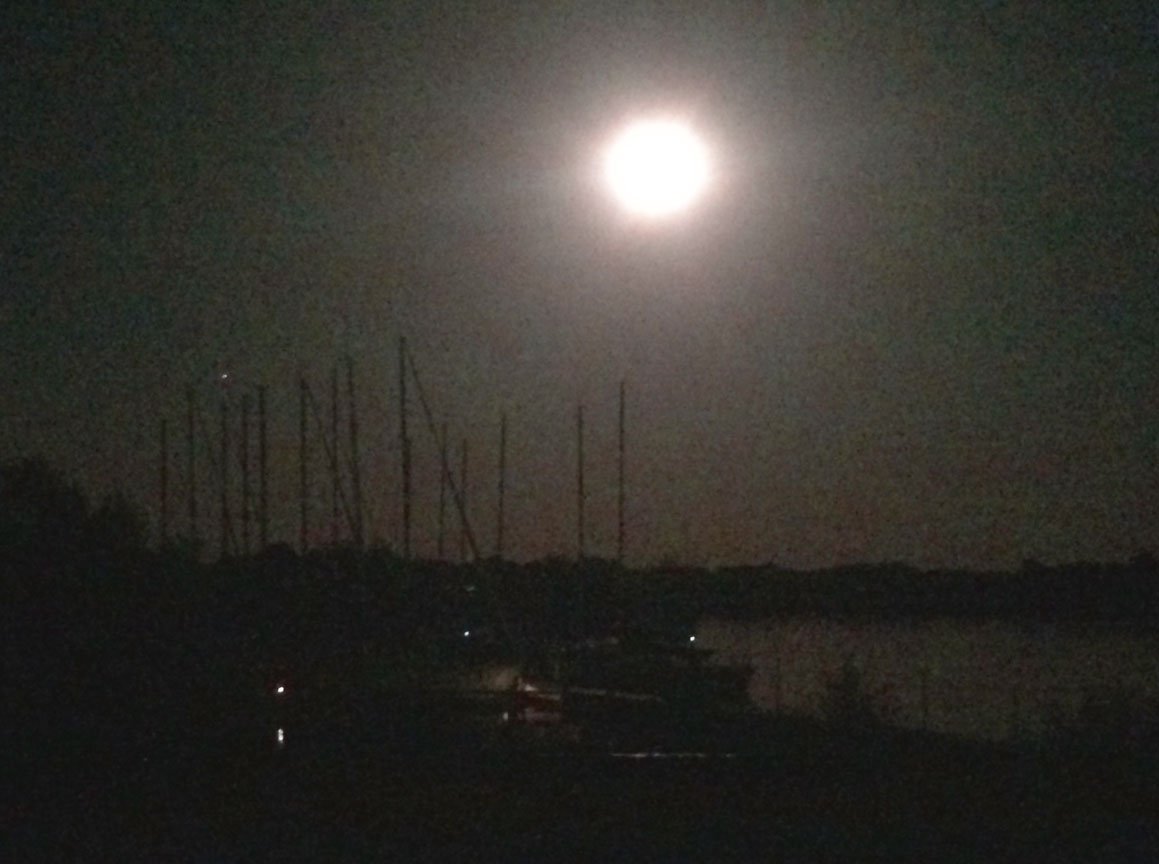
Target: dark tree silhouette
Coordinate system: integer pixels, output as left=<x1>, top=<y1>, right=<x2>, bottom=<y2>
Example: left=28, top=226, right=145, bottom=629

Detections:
left=87, top=490, right=147, bottom=562
left=1130, top=550, right=1158, bottom=574
left=1, top=457, right=146, bottom=576
left=0, top=457, right=89, bottom=572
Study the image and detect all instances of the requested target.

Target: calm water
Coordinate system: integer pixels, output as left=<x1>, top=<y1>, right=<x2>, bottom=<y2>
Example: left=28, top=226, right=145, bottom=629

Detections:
left=697, top=617, right=1159, bottom=740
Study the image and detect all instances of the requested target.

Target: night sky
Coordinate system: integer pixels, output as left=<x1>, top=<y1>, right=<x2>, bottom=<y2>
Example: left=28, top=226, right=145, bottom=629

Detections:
left=3, top=1, right=1156, bottom=570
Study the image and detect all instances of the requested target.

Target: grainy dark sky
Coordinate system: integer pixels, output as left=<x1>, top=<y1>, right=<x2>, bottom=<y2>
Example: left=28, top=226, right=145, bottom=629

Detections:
left=3, top=1, right=1156, bottom=569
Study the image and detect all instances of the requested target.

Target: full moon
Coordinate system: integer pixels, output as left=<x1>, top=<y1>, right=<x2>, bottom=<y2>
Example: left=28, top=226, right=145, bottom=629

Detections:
left=604, top=119, right=710, bottom=217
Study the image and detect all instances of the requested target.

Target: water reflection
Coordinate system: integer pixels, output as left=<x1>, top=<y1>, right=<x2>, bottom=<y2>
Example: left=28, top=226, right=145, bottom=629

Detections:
left=698, top=617, right=1159, bottom=740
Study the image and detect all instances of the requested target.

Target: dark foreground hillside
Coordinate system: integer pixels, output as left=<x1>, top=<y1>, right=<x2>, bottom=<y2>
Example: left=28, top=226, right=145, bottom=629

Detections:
left=9, top=715, right=1158, bottom=863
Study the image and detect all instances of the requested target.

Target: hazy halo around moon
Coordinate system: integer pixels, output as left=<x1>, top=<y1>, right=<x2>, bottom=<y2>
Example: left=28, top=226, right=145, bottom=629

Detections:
left=604, top=118, right=710, bottom=218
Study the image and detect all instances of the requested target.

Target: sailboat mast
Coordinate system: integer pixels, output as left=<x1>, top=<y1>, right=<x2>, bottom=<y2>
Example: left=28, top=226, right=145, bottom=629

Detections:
left=240, top=393, right=250, bottom=556
left=576, top=404, right=585, bottom=560
left=459, top=438, right=469, bottom=563
left=159, top=416, right=168, bottom=547
left=258, top=384, right=268, bottom=551
left=299, top=376, right=309, bottom=554
left=496, top=412, right=507, bottom=559
left=618, top=380, right=626, bottom=564
left=437, top=421, right=447, bottom=559
left=399, top=337, right=411, bottom=559
left=330, top=366, right=340, bottom=546
left=220, top=393, right=230, bottom=560
left=346, top=356, right=364, bottom=548
left=187, top=386, right=198, bottom=556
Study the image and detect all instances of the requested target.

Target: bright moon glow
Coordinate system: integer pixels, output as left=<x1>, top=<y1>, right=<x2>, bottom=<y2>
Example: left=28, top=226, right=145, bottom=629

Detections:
left=605, top=120, right=709, bottom=217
